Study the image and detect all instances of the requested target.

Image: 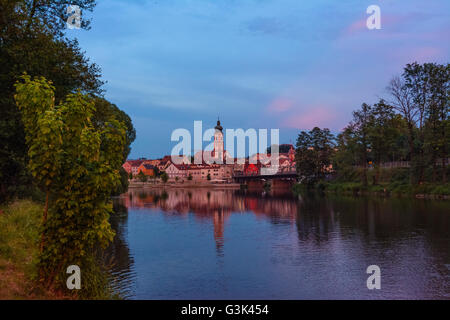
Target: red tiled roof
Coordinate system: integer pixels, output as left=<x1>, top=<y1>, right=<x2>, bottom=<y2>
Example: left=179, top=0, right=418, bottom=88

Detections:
left=125, top=160, right=145, bottom=167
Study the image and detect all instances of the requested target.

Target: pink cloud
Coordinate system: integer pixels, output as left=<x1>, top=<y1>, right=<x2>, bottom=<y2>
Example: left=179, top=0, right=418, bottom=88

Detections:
left=343, top=14, right=414, bottom=37
left=345, top=18, right=367, bottom=36
left=389, top=46, right=443, bottom=64
left=405, top=47, right=443, bottom=62
left=281, top=105, right=339, bottom=130
left=266, top=98, right=294, bottom=113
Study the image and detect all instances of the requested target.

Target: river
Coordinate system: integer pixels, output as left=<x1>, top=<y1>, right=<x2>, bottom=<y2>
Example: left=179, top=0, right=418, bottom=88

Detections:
left=107, top=188, right=450, bottom=299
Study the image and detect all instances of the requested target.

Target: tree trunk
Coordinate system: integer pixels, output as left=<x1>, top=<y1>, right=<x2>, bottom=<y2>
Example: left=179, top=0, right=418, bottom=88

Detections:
left=407, top=124, right=415, bottom=185
left=443, top=156, right=447, bottom=184
left=40, top=190, right=49, bottom=253
left=362, top=148, right=368, bottom=187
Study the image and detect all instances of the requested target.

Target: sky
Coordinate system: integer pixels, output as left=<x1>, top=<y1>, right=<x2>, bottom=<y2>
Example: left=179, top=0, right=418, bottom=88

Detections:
left=67, top=0, right=450, bottom=159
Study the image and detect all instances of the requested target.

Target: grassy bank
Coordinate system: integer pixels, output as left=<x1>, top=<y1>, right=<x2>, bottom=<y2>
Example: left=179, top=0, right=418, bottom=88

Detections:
left=0, top=200, right=122, bottom=300
left=293, top=180, right=450, bottom=198
left=293, top=167, right=450, bottom=199
left=325, top=181, right=449, bottom=198
left=0, top=200, right=50, bottom=299
left=0, top=200, right=78, bottom=299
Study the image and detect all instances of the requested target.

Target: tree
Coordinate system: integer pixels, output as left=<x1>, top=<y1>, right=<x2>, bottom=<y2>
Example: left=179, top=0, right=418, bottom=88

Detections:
left=161, top=172, right=169, bottom=184
left=129, top=172, right=133, bottom=180
left=333, top=124, right=360, bottom=181
left=420, top=63, right=449, bottom=183
left=367, top=100, right=404, bottom=184
left=295, top=127, right=335, bottom=186
left=92, top=97, right=136, bottom=163
left=388, top=76, right=417, bottom=168
left=153, top=166, right=160, bottom=177
left=389, top=62, right=449, bottom=183
left=0, top=0, right=105, bottom=202
left=137, top=170, right=147, bottom=182
left=267, top=144, right=293, bottom=154
left=113, top=167, right=129, bottom=195
left=351, top=103, right=372, bottom=187
left=207, top=173, right=211, bottom=181
left=15, top=75, right=126, bottom=291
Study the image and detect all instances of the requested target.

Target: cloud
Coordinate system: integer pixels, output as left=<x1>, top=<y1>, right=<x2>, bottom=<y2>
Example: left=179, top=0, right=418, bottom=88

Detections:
left=342, top=13, right=424, bottom=37
left=266, top=98, right=294, bottom=113
left=243, top=17, right=284, bottom=35
left=281, top=105, right=340, bottom=131
left=345, top=18, right=367, bottom=36
left=388, top=46, right=444, bottom=65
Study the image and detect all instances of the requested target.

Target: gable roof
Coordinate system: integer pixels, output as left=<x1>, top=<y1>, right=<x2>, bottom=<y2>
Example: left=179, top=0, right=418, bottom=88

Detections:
left=125, top=159, right=145, bottom=167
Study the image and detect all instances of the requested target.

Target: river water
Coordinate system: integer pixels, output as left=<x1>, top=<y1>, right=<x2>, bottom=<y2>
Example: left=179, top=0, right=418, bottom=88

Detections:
left=108, top=188, right=450, bottom=299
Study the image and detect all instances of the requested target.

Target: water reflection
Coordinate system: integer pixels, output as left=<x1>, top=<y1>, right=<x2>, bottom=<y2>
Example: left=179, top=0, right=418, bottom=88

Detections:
left=109, top=188, right=450, bottom=299
left=104, top=201, right=136, bottom=299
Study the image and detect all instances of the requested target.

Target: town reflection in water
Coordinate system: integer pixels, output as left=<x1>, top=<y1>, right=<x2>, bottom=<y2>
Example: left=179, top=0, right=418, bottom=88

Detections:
left=122, top=188, right=299, bottom=256
left=108, top=188, right=450, bottom=299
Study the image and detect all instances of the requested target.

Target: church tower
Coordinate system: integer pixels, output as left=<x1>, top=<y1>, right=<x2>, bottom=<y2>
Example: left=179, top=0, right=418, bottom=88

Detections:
left=213, top=119, right=224, bottom=162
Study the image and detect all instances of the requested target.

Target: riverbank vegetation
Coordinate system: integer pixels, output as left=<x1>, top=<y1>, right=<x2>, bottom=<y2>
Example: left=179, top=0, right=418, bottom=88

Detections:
left=0, top=1, right=135, bottom=299
left=0, top=1, right=135, bottom=203
left=0, top=200, right=57, bottom=299
left=294, top=62, right=449, bottom=197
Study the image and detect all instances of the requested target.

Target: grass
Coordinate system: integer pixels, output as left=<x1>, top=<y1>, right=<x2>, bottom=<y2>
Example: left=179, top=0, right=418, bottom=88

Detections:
left=0, top=200, right=74, bottom=299
left=0, top=199, right=123, bottom=300
left=295, top=181, right=450, bottom=198
left=0, top=200, right=42, bottom=299
left=293, top=167, right=450, bottom=198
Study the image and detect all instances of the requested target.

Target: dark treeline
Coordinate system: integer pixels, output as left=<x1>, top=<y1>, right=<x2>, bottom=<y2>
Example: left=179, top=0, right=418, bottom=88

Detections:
left=295, top=62, right=449, bottom=192
left=0, top=0, right=135, bottom=203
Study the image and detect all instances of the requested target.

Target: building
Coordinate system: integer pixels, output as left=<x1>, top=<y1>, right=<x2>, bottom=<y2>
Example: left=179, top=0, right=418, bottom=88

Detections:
left=213, top=119, right=224, bottom=162
left=138, top=163, right=156, bottom=177
left=165, top=162, right=188, bottom=180
left=244, top=162, right=261, bottom=175
left=195, top=119, right=232, bottom=164
left=123, top=159, right=146, bottom=176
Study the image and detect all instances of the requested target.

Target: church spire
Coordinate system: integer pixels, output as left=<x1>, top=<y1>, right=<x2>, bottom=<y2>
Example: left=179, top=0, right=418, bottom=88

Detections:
left=215, top=117, right=223, bottom=132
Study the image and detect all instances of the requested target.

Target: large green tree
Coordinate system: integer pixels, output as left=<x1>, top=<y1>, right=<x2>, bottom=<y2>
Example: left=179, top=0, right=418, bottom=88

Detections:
left=389, top=62, right=449, bottom=184
left=0, top=0, right=135, bottom=202
left=295, top=127, right=335, bottom=186
left=15, top=75, right=126, bottom=293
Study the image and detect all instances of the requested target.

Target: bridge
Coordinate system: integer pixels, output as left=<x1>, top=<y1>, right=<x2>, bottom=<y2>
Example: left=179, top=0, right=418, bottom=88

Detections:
left=233, top=171, right=298, bottom=191
left=233, top=171, right=298, bottom=182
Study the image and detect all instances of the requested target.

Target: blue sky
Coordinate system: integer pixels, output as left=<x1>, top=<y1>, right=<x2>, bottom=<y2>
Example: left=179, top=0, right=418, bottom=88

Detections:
left=68, top=0, right=450, bottom=159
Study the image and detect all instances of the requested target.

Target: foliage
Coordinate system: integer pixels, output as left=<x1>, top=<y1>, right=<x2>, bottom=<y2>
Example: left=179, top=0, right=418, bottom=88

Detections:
left=14, top=75, right=126, bottom=293
left=388, top=62, right=449, bottom=184
left=266, top=144, right=293, bottom=154
left=137, top=170, right=147, bottom=182
left=0, top=0, right=101, bottom=202
left=0, top=0, right=135, bottom=203
left=0, top=200, right=42, bottom=298
left=295, top=127, right=335, bottom=186
left=161, top=172, right=168, bottom=183
left=330, top=62, right=449, bottom=188
left=0, top=200, right=41, bottom=271
left=112, top=167, right=129, bottom=195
